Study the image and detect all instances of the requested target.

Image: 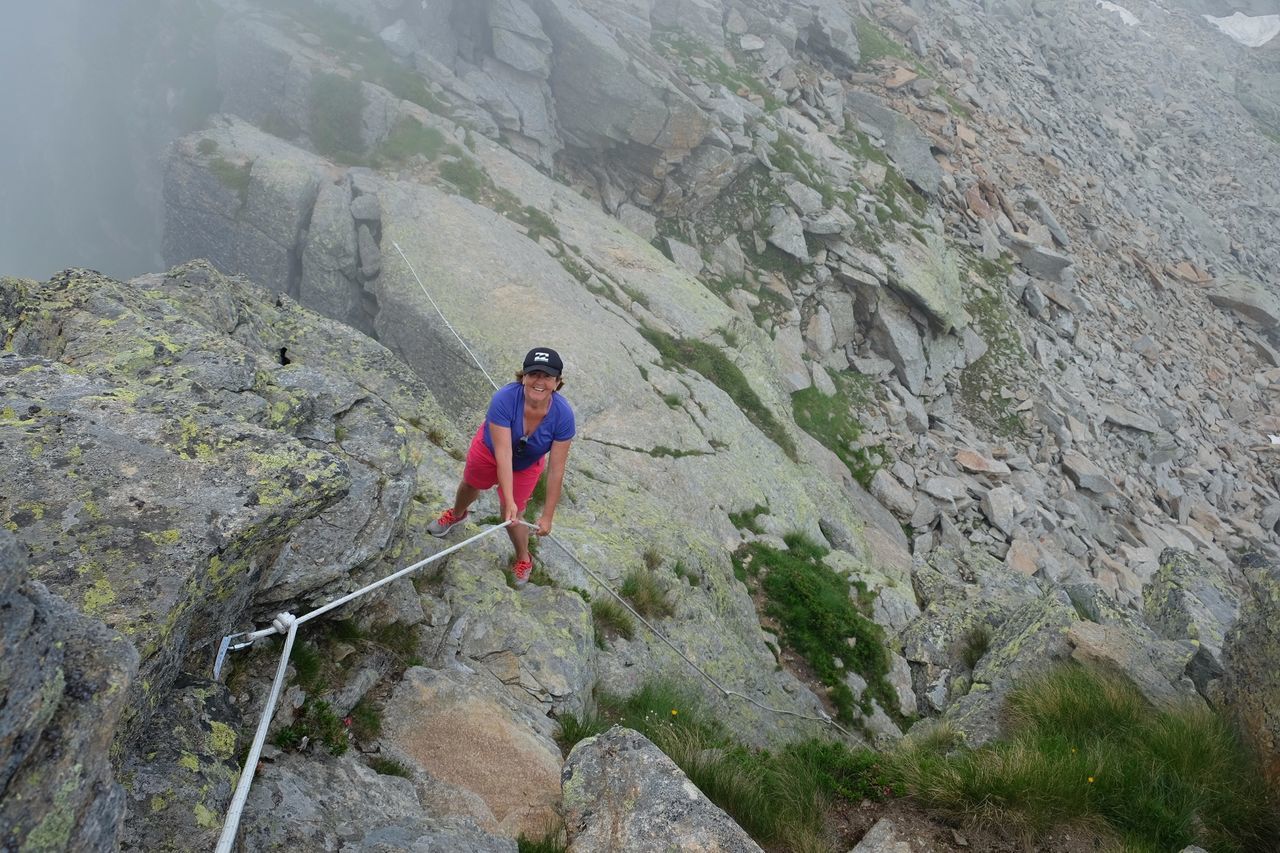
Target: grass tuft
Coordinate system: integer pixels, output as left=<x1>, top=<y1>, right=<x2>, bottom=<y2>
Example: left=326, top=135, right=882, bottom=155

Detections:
left=590, top=596, right=635, bottom=644
left=369, top=756, right=413, bottom=778
left=892, top=665, right=1280, bottom=852
left=620, top=567, right=674, bottom=619
left=272, top=698, right=348, bottom=756
left=517, top=819, right=567, bottom=853
left=959, top=623, right=992, bottom=670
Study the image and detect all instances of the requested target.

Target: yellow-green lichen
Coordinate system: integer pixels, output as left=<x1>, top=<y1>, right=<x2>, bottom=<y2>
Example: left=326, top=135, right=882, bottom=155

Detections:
left=20, top=766, right=82, bottom=852
left=83, top=576, right=117, bottom=616
left=208, top=721, right=236, bottom=760
left=193, top=802, right=219, bottom=829
left=178, top=752, right=200, bottom=773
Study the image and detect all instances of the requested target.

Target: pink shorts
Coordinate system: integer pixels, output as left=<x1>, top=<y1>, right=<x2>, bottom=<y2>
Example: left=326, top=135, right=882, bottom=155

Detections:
left=462, top=425, right=545, bottom=512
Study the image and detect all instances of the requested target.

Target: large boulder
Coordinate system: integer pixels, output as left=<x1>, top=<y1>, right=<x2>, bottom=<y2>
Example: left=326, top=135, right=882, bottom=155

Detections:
left=1207, top=274, right=1280, bottom=329
left=525, top=0, right=711, bottom=158
left=845, top=92, right=943, bottom=196
left=0, top=530, right=138, bottom=852
left=380, top=667, right=563, bottom=839
left=944, top=589, right=1080, bottom=746
left=1143, top=549, right=1241, bottom=665
left=1218, top=552, right=1280, bottom=790
left=116, top=678, right=241, bottom=852
left=562, top=726, right=764, bottom=852
left=883, top=230, right=970, bottom=333
left=1, top=258, right=467, bottom=758
left=239, top=750, right=514, bottom=851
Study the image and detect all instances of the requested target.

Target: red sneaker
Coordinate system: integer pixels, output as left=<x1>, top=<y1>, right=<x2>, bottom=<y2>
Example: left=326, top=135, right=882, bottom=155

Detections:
left=511, top=558, right=533, bottom=587
left=426, top=507, right=468, bottom=537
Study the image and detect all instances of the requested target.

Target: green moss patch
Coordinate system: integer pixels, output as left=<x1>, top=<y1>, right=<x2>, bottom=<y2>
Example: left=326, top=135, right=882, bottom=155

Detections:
left=956, top=256, right=1029, bottom=439
left=373, top=116, right=447, bottom=165
left=310, top=72, right=366, bottom=163
left=639, top=327, right=796, bottom=461
left=791, top=371, right=885, bottom=489
left=735, top=535, right=893, bottom=726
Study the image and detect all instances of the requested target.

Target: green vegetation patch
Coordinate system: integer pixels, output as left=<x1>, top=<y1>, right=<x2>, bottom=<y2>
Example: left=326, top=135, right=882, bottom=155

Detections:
left=310, top=71, right=367, bottom=163
left=639, top=327, right=797, bottom=461
left=590, top=597, right=634, bottom=646
left=373, top=116, right=446, bottom=165
left=728, top=503, right=768, bottom=536
left=736, top=535, right=892, bottom=725
left=209, top=156, right=251, bottom=203
left=651, top=28, right=778, bottom=110
left=556, top=679, right=896, bottom=852
left=956, top=257, right=1029, bottom=439
left=772, top=131, right=836, bottom=206
left=620, top=567, right=674, bottom=619
left=369, top=756, right=413, bottom=778
left=893, top=665, right=1280, bottom=852
left=272, top=698, right=348, bottom=755
left=791, top=371, right=885, bottom=489
left=260, top=0, right=452, bottom=116
left=517, top=825, right=567, bottom=853
left=855, top=18, right=916, bottom=65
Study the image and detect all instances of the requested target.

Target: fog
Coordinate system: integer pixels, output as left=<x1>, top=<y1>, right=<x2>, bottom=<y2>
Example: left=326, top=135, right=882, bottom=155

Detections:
left=0, top=1, right=216, bottom=281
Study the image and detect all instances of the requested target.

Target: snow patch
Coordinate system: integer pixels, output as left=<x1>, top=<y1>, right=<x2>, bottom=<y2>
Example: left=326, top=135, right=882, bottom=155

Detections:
left=1204, top=12, right=1280, bottom=48
left=1096, top=1, right=1140, bottom=27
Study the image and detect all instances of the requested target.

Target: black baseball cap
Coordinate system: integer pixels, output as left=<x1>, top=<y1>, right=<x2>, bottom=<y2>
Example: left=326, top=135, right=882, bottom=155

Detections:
left=523, top=347, right=563, bottom=376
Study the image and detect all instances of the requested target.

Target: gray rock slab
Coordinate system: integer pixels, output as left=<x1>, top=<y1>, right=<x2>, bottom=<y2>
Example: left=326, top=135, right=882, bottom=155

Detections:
left=1208, top=274, right=1280, bottom=329
left=1062, top=450, right=1115, bottom=494
left=563, top=726, right=763, bottom=852
left=1219, top=553, right=1280, bottom=794
left=0, top=531, right=138, bottom=853
left=765, top=204, right=810, bottom=261
left=1005, top=234, right=1073, bottom=283
left=528, top=0, right=709, bottom=154
left=240, top=750, right=514, bottom=851
left=490, top=0, right=553, bottom=77
left=883, top=231, right=970, bottom=332
left=869, top=296, right=927, bottom=395
left=851, top=817, right=913, bottom=852
left=1103, top=403, right=1160, bottom=433
left=301, top=178, right=360, bottom=322
left=845, top=92, right=942, bottom=196
left=1143, top=549, right=1241, bottom=662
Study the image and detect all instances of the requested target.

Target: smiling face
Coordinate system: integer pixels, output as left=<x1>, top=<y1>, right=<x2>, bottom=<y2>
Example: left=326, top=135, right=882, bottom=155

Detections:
left=521, top=369, right=558, bottom=405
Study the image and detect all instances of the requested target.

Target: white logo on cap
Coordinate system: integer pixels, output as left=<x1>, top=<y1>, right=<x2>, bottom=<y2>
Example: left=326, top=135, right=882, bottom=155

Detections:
left=533, top=352, right=550, bottom=362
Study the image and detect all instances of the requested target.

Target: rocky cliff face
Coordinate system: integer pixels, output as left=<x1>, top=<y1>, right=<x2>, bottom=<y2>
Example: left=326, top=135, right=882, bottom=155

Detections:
left=3, top=0, right=1280, bottom=849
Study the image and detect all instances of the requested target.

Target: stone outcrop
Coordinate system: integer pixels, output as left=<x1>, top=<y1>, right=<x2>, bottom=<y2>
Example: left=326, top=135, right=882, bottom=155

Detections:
left=1219, top=552, right=1280, bottom=789
left=562, top=726, right=764, bottom=852
left=0, top=530, right=137, bottom=853
left=380, top=667, right=564, bottom=838
left=239, top=751, right=515, bottom=851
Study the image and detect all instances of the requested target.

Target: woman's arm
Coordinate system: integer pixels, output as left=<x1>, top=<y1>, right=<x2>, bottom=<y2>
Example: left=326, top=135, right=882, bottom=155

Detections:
left=536, top=439, right=572, bottom=536
left=489, top=424, right=519, bottom=522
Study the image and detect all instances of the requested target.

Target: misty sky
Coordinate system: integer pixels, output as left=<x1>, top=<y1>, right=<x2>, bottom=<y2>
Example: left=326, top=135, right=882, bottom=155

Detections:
left=0, top=1, right=185, bottom=281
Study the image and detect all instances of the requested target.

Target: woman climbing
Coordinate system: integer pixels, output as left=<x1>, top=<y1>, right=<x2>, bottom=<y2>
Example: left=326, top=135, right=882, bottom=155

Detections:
left=426, top=347, right=575, bottom=586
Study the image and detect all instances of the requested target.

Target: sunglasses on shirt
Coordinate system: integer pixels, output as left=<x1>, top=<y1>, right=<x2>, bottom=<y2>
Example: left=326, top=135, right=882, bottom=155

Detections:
left=515, top=435, right=529, bottom=456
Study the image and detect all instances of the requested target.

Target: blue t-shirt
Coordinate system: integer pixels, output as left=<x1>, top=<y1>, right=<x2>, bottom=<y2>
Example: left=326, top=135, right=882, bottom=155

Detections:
left=483, top=382, right=576, bottom=471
